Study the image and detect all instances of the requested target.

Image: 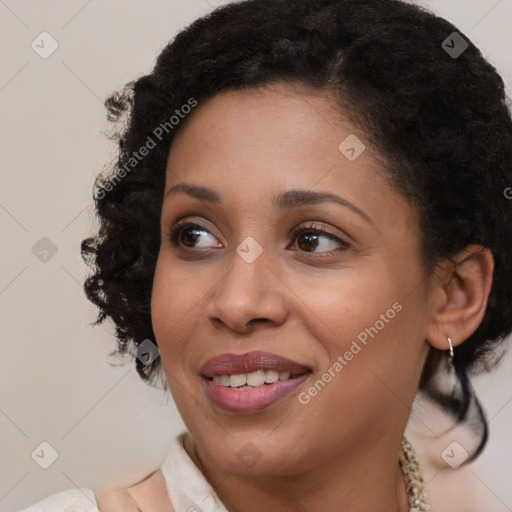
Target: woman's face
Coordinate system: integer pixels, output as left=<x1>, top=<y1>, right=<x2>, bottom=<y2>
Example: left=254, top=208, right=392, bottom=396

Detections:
left=151, top=82, right=434, bottom=477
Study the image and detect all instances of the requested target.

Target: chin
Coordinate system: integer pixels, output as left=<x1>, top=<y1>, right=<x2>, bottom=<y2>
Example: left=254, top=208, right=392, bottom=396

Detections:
left=190, top=421, right=312, bottom=476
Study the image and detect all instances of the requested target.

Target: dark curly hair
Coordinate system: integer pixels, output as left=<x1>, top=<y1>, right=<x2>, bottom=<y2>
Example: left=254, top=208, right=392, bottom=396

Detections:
left=81, top=0, right=512, bottom=462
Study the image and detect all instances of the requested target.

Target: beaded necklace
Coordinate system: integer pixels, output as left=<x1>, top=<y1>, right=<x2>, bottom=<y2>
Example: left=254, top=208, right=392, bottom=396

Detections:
left=399, top=437, right=432, bottom=511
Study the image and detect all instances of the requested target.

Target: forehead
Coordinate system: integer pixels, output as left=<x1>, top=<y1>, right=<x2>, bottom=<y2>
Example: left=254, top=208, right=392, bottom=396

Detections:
left=164, top=83, right=412, bottom=228
left=166, top=83, right=370, bottom=182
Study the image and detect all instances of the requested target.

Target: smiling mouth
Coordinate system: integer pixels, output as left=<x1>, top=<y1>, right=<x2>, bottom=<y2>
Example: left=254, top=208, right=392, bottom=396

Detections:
left=200, top=351, right=313, bottom=413
left=205, top=370, right=307, bottom=389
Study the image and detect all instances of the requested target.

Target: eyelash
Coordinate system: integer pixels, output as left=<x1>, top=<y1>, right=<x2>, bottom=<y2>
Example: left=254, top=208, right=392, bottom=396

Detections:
left=168, top=220, right=350, bottom=257
left=289, top=223, right=350, bottom=255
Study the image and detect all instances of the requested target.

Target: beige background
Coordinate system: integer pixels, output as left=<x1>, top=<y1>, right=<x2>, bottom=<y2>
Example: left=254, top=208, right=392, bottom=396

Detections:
left=1, top=1, right=511, bottom=511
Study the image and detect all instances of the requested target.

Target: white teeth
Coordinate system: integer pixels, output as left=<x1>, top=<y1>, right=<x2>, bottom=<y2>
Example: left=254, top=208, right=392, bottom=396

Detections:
left=230, top=374, right=247, bottom=387
left=219, top=374, right=231, bottom=386
left=213, top=375, right=232, bottom=386
left=246, top=370, right=266, bottom=387
left=265, top=370, right=279, bottom=383
left=212, top=370, right=296, bottom=388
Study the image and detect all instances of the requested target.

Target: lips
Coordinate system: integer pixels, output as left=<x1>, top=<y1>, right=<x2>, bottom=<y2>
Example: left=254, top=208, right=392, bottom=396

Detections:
left=200, top=351, right=312, bottom=414
left=201, top=350, right=311, bottom=378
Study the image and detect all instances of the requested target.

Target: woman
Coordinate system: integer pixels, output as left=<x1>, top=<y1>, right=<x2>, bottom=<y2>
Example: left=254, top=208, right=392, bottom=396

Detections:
left=21, top=0, right=512, bottom=510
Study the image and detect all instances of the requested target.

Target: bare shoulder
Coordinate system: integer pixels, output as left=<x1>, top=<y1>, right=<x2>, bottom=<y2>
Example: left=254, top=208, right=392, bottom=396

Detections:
left=96, top=470, right=174, bottom=512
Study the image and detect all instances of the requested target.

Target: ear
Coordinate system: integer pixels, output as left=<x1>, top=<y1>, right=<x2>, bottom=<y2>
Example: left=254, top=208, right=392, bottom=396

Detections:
left=425, top=245, right=494, bottom=351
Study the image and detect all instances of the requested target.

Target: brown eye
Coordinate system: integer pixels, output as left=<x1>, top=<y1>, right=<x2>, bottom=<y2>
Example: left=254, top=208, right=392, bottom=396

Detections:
left=291, top=225, right=349, bottom=255
left=169, top=222, right=222, bottom=249
left=180, top=226, right=202, bottom=247
left=297, top=231, right=323, bottom=252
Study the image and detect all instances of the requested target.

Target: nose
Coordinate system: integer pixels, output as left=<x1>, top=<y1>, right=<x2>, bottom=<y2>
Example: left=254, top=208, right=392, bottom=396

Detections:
left=205, top=246, right=288, bottom=334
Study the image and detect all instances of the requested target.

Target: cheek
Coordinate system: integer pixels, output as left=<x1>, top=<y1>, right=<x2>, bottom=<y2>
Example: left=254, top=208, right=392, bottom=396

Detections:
left=310, top=289, right=427, bottom=417
left=150, top=259, right=195, bottom=357
left=150, top=255, right=222, bottom=375
left=151, top=262, right=174, bottom=336
left=297, top=261, right=427, bottom=389
left=294, top=267, right=404, bottom=345
left=297, top=306, right=420, bottom=439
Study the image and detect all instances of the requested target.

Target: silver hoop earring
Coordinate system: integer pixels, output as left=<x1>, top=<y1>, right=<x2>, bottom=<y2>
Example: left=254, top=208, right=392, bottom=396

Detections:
left=447, top=337, right=454, bottom=358
left=439, top=336, right=458, bottom=397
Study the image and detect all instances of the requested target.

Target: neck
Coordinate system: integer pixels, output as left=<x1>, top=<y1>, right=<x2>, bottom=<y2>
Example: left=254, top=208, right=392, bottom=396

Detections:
left=184, top=433, right=410, bottom=512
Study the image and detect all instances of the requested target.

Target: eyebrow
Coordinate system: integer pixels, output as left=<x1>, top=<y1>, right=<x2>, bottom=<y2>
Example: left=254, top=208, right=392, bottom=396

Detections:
left=164, top=183, right=373, bottom=225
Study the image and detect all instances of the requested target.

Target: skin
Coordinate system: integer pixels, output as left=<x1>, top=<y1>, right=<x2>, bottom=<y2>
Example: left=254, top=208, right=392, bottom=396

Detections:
left=98, top=82, right=493, bottom=511
left=96, top=470, right=173, bottom=511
